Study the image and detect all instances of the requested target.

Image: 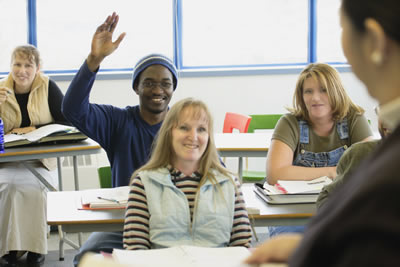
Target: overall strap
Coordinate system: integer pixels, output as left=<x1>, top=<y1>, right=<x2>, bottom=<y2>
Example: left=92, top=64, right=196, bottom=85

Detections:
left=336, top=118, right=349, bottom=140
left=299, top=120, right=309, bottom=144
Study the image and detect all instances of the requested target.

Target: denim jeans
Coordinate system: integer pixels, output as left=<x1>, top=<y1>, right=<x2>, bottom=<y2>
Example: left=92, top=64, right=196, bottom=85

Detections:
left=73, top=232, right=123, bottom=267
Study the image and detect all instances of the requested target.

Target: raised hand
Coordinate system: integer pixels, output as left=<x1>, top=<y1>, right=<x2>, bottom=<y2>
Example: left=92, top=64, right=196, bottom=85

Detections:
left=87, top=12, right=126, bottom=72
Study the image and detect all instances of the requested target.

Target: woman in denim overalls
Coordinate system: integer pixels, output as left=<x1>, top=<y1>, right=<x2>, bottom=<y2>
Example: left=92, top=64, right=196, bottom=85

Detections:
left=268, top=119, right=350, bottom=236
left=266, top=63, right=373, bottom=237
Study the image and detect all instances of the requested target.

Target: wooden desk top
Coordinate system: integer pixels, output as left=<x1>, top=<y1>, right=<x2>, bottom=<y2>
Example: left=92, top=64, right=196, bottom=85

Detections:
left=48, top=183, right=315, bottom=228
left=214, top=132, right=273, bottom=152
left=0, top=139, right=102, bottom=162
left=47, top=190, right=125, bottom=226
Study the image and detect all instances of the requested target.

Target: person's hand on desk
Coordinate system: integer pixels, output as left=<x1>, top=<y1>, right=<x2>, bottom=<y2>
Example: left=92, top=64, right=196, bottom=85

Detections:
left=10, top=126, right=36, bottom=135
left=244, top=234, right=303, bottom=264
left=327, top=166, right=337, bottom=180
left=0, top=87, right=12, bottom=105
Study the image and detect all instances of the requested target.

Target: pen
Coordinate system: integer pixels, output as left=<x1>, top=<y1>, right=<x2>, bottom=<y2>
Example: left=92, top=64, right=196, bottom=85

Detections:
left=97, top=196, right=120, bottom=204
left=307, top=180, right=325, bottom=185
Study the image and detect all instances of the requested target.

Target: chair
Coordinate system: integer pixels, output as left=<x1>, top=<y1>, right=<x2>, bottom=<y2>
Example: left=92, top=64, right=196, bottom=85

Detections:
left=242, top=114, right=282, bottom=183
left=222, top=112, right=252, bottom=182
left=97, top=166, right=112, bottom=188
left=223, top=112, right=252, bottom=133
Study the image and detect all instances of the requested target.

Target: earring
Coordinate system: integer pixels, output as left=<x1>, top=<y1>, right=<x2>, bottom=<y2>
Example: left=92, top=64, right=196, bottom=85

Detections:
left=371, top=51, right=383, bottom=65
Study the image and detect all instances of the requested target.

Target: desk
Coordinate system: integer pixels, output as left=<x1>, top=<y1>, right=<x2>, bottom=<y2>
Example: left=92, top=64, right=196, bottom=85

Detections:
left=0, top=139, right=102, bottom=191
left=215, top=132, right=273, bottom=181
left=47, top=183, right=315, bottom=233
left=47, top=190, right=125, bottom=232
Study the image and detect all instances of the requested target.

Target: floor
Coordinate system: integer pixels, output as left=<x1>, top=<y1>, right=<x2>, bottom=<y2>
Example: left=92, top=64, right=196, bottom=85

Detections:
left=7, top=227, right=269, bottom=267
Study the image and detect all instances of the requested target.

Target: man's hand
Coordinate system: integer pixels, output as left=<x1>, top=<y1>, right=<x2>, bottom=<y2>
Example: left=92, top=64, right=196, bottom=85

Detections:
left=87, top=12, right=126, bottom=72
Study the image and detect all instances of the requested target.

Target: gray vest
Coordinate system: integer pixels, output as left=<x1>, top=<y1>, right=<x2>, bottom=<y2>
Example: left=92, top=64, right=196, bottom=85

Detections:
left=139, top=167, right=235, bottom=248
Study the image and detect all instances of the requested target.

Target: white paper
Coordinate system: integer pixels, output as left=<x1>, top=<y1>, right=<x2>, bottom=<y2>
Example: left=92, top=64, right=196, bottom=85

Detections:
left=275, top=176, right=332, bottom=194
left=4, top=123, right=76, bottom=143
left=113, top=246, right=252, bottom=267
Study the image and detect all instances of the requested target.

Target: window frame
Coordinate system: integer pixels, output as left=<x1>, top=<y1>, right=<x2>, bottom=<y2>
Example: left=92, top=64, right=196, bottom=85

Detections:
left=0, top=0, right=351, bottom=80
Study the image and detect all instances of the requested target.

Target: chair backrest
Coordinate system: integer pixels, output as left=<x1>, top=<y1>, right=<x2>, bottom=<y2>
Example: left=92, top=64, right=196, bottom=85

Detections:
left=223, top=112, right=252, bottom=133
left=97, top=166, right=112, bottom=188
left=247, top=114, right=283, bottom=133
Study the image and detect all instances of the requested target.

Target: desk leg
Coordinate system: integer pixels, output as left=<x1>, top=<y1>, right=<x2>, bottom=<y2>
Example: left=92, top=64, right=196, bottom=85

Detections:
left=73, top=156, right=80, bottom=191
left=57, top=226, right=80, bottom=261
left=57, top=157, right=63, bottom=191
left=21, top=162, right=57, bottom=192
left=72, top=156, right=83, bottom=247
left=238, top=156, right=243, bottom=184
left=57, top=226, right=65, bottom=261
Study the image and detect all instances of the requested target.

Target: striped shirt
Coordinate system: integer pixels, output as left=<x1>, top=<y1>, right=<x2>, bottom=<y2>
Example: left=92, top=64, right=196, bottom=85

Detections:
left=123, top=167, right=252, bottom=250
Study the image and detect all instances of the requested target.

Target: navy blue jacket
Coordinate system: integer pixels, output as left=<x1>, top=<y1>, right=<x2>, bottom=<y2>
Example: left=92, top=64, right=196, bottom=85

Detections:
left=62, top=62, right=161, bottom=187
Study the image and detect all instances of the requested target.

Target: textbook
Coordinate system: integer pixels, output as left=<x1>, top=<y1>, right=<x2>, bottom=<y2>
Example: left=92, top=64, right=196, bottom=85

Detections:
left=254, top=176, right=332, bottom=204
left=80, top=186, right=130, bottom=210
left=112, top=245, right=252, bottom=267
left=4, top=123, right=87, bottom=148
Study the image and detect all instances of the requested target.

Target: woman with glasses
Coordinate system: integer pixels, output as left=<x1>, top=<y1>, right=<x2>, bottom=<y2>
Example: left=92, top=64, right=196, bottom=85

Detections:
left=123, top=98, right=252, bottom=250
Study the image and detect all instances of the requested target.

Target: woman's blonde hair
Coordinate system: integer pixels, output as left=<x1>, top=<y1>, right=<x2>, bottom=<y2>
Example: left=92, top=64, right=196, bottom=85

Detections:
left=11, top=45, right=41, bottom=67
left=290, top=63, right=364, bottom=122
left=131, top=97, right=232, bottom=188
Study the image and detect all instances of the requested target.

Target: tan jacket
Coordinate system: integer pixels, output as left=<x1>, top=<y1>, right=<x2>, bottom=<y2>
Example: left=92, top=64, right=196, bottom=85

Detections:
left=0, top=72, right=53, bottom=133
left=0, top=73, right=56, bottom=170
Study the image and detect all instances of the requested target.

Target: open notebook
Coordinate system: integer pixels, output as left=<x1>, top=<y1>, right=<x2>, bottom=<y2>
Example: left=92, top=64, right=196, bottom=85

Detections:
left=80, top=186, right=130, bottom=210
left=4, top=123, right=87, bottom=148
left=254, top=176, right=332, bottom=204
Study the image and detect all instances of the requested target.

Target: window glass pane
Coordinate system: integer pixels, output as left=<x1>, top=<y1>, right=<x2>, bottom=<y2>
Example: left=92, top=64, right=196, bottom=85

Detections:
left=317, top=0, right=346, bottom=63
left=36, top=0, right=173, bottom=72
left=0, top=0, right=27, bottom=73
left=181, top=0, right=308, bottom=68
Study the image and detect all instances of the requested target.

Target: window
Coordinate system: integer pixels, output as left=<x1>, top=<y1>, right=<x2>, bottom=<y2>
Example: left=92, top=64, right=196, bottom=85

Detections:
left=1, top=0, right=348, bottom=75
left=180, top=0, right=308, bottom=68
left=36, top=0, right=174, bottom=72
left=0, top=0, right=28, bottom=73
left=316, top=0, right=346, bottom=63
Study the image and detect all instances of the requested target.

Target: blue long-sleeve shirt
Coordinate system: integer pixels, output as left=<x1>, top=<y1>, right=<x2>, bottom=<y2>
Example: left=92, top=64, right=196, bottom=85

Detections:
left=62, top=62, right=162, bottom=187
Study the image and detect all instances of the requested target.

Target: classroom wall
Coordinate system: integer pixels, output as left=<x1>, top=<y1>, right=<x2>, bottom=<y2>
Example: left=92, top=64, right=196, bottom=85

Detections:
left=56, top=71, right=378, bottom=190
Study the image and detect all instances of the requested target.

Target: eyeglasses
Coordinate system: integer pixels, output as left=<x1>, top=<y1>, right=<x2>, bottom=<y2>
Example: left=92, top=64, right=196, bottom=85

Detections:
left=141, top=80, right=172, bottom=90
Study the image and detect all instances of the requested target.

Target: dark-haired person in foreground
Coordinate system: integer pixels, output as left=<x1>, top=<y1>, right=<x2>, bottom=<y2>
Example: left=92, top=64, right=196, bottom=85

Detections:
left=245, top=0, right=400, bottom=265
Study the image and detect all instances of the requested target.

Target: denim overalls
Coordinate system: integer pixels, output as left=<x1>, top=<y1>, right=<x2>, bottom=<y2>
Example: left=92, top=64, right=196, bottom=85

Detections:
left=268, top=119, right=349, bottom=237
left=293, top=119, right=349, bottom=167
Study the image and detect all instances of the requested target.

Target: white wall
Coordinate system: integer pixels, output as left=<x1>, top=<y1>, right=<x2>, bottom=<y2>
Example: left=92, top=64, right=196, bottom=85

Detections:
left=55, top=71, right=378, bottom=190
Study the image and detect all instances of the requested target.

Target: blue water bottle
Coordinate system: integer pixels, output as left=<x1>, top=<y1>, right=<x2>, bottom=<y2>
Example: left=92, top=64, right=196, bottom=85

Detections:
left=0, top=118, right=4, bottom=153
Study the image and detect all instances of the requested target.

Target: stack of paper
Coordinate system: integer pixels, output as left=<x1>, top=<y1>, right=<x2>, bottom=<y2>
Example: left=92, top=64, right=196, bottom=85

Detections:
left=113, top=246, right=252, bottom=267
left=80, top=186, right=130, bottom=209
left=254, top=176, right=332, bottom=204
left=79, top=248, right=288, bottom=267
